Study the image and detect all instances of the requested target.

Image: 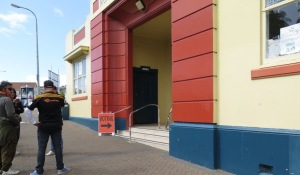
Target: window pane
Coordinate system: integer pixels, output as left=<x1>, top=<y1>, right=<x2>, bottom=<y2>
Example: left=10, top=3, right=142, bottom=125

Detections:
left=266, top=1, right=300, bottom=59
left=74, top=79, right=78, bottom=94
left=265, top=0, right=285, bottom=7
left=78, top=61, right=83, bottom=76
left=79, top=77, right=82, bottom=94
left=82, top=59, right=86, bottom=75
left=74, top=63, right=78, bottom=78
left=73, top=57, right=86, bottom=95
left=82, top=76, right=86, bottom=93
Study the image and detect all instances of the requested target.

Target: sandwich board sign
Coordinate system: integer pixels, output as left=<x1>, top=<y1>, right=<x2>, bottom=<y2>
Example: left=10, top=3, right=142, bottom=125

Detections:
left=98, top=113, right=115, bottom=136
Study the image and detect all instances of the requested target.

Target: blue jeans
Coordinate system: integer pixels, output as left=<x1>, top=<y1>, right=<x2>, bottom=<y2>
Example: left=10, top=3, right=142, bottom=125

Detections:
left=36, top=129, right=64, bottom=174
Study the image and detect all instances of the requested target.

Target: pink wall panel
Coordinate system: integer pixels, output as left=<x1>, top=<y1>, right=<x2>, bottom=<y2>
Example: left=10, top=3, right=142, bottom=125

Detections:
left=91, top=82, right=103, bottom=95
left=173, top=77, right=213, bottom=102
left=74, top=27, right=85, bottom=45
left=91, top=58, right=103, bottom=73
left=107, top=43, right=126, bottom=56
left=106, top=31, right=126, bottom=43
left=91, top=22, right=103, bottom=39
left=91, top=45, right=103, bottom=61
left=91, top=34, right=103, bottom=50
left=107, top=93, right=127, bottom=106
left=172, top=0, right=213, bottom=22
left=106, top=81, right=126, bottom=93
left=104, top=56, right=126, bottom=69
left=91, top=94, right=103, bottom=107
left=91, top=13, right=103, bottom=29
left=106, top=68, right=126, bottom=81
left=91, top=70, right=103, bottom=83
left=172, top=6, right=213, bottom=42
left=173, top=53, right=213, bottom=81
left=172, top=30, right=213, bottom=61
left=108, top=20, right=126, bottom=30
left=93, top=0, right=99, bottom=13
left=172, top=101, right=213, bottom=123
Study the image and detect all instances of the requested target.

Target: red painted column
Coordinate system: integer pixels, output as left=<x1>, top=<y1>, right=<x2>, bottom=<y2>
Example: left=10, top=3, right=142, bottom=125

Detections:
left=171, top=0, right=216, bottom=123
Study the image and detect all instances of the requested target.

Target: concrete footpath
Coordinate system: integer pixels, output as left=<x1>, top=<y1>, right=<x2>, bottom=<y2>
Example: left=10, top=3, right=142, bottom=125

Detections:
left=12, top=112, right=233, bottom=175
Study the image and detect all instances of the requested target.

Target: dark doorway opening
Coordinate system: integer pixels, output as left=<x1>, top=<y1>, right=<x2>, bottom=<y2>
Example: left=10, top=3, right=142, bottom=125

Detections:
left=133, top=67, right=158, bottom=124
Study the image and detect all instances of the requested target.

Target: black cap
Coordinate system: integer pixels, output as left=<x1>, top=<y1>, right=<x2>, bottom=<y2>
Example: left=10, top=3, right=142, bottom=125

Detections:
left=44, top=80, right=54, bottom=88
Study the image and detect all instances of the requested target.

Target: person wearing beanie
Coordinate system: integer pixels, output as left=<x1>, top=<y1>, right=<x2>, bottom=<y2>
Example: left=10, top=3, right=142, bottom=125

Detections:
left=25, top=80, right=70, bottom=175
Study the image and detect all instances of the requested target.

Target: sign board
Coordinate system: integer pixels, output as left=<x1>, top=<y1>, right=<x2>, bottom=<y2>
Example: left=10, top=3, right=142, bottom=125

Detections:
left=98, top=113, right=115, bottom=136
left=280, top=23, right=300, bottom=55
left=48, top=70, right=59, bottom=88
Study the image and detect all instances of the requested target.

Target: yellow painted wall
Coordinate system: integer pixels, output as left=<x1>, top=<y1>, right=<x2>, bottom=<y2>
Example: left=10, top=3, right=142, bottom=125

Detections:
left=217, top=0, right=300, bottom=130
left=65, top=20, right=91, bottom=118
left=133, top=35, right=172, bottom=124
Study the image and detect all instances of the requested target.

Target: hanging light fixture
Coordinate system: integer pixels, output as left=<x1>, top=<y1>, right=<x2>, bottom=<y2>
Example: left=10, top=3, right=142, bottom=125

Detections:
left=136, top=0, right=145, bottom=11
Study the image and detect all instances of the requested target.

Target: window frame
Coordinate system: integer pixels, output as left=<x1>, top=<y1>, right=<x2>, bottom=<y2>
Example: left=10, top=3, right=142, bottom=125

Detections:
left=73, top=57, right=87, bottom=95
left=261, top=0, right=300, bottom=67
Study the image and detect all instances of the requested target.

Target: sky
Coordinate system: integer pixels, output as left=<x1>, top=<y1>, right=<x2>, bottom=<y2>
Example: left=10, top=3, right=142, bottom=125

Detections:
left=0, top=0, right=90, bottom=86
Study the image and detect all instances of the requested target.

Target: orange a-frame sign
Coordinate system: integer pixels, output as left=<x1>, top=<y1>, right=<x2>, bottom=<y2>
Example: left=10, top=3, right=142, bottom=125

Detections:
left=98, top=113, right=115, bottom=136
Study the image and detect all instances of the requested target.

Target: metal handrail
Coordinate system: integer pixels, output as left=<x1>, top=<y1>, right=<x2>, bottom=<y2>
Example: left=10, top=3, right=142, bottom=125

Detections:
left=113, top=106, right=131, bottom=114
left=165, top=108, right=172, bottom=130
left=128, top=104, right=160, bottom=142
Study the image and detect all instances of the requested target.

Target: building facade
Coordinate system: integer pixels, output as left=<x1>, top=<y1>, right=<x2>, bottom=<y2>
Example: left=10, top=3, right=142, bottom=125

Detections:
left=64, top=0, right=300, bottom=174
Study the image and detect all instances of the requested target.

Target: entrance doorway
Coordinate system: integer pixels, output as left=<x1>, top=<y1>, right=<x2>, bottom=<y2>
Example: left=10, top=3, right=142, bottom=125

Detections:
left=133, top=67, right=158, bottom=124
left=132, top=10, right=171, bottom=126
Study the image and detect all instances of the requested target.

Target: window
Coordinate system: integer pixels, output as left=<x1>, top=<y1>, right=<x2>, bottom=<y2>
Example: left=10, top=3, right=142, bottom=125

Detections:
left=263, top=0, right=300, bottom=64
left=73, top=58, right=86, bottom=95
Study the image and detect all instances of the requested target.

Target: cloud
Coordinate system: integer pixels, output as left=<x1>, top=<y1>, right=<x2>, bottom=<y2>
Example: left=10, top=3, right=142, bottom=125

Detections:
left=0, top=12, right=28, bottom=36
left=53, top=8, right=64, bottom=17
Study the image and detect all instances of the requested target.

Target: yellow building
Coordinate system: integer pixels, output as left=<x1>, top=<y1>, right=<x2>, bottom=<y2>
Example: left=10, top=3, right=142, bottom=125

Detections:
left=64, top=0, right=300, bottom=174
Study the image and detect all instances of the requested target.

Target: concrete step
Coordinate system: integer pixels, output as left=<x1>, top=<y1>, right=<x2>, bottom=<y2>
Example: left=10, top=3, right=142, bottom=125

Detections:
left=117, top=127, right=169, bottom=151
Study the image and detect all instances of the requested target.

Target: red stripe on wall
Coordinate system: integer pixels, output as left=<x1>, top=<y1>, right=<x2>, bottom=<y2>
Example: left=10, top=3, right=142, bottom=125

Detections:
left=91, top=58, right=103, bottom=73
left=172, top=0, right=213, bottom=22
left=173, top=77, right=213, bottom=102
left=91, top=46, right=103, bottom=61
left=93, top=0, right=99, bottom=13
left=251, top=62, right=300, bottom=79
left=91, top=22, right=103, bottom=39
left=91, top=106, right=103, bottom=118
left=92, top=94, right=104, bottom=106
left=106, top=68, right=126, bottom=81
left=74, top=27, right=85, bottom=45
left=172, top=30, right=213, bottom=61
left=91, top=70, right=103, bottom=83
left=107, top=93, right=127, bottom=106
left=91, top=81, right=103, bottom=95
left=171, top=0, right=215, bottom=123
left=91, top=13, right=103, bottom=29
left=173, top=53, right=213, bottom=81
left=106, top=81, right=126, bottom=93
left=103, top=56, right=126, bottom=69
left=91, top=34, right=103, bottom=50
left=172, top=5, right=213, bottom=42
left=173, top=101, right=213, bottom=123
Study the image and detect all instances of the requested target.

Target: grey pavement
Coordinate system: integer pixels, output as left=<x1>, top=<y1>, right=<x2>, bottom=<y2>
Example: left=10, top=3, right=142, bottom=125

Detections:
left=13, top=111, right=233, bottom=175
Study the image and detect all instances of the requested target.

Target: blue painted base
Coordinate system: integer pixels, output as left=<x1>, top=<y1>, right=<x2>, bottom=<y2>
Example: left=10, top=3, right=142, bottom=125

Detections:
left=169, top=123, right=300, bottom=175
left=69, top=117, right=98, bottom=131
left=68, top=116, right=127, bottom=132
left=169, top=123, right=216, bottom=169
